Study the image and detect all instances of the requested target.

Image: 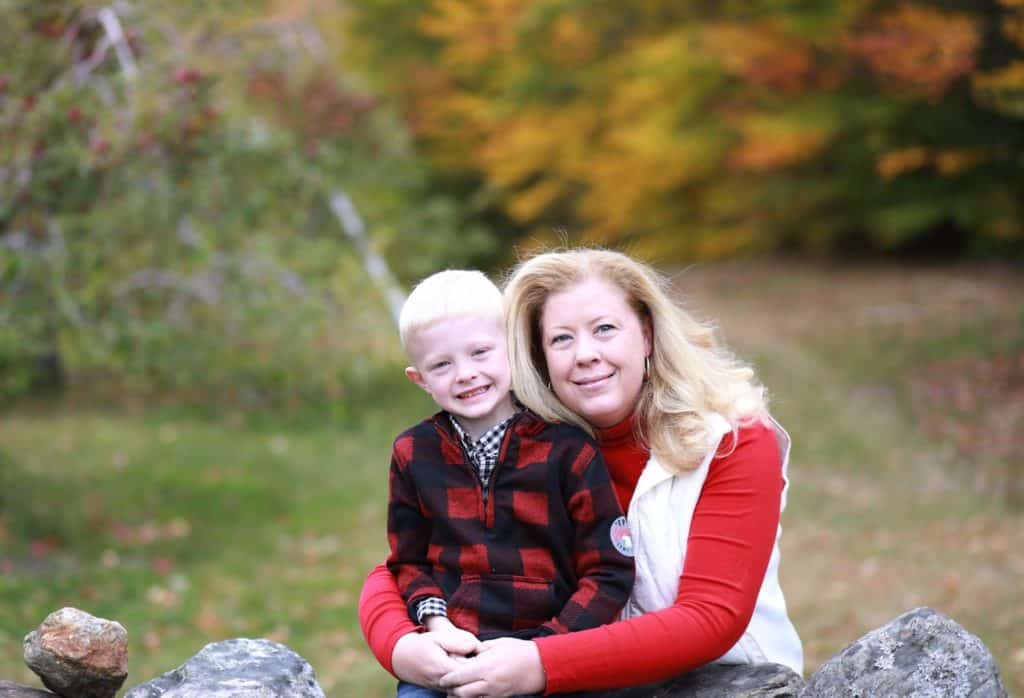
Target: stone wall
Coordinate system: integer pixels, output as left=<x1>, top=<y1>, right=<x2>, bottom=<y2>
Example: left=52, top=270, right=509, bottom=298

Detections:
left=1, top=606, right=1010, bottom=697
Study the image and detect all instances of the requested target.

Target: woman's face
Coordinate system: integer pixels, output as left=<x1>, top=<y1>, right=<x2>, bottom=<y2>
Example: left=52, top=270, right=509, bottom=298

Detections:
left=539, top=276, right=651, bottom=428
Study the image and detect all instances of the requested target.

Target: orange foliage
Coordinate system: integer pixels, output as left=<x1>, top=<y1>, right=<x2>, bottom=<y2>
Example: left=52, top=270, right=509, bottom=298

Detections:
left=876, top=147, right=930, bottom=179
left=703, top=23, right=817, bottom=94
left=727, top=115, right=830, bottom=172
left=845, top=4, right=980, bottom=101
left=876, top=146, right=986, bottom=180
left=547, top=15, right=598, bottom=67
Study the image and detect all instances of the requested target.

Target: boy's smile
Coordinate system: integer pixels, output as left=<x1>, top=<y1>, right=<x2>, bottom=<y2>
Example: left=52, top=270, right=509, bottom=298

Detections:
left=405, top=314, right=516, bottom=441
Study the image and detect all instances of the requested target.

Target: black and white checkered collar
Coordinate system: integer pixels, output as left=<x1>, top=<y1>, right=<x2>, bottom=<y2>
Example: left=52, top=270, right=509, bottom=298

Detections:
left=449, top=411, right=518, bottom=456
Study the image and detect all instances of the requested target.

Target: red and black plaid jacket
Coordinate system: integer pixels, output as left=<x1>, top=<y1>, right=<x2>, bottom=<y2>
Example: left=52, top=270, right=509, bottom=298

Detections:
left=386, top=410, right=635, bottom=641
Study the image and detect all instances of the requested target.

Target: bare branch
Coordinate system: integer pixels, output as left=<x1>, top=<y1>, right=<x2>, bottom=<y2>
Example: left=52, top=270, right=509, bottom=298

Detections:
left=97, top=6, right=138, bottom=80
left=328, top=191, right=406, bottom=328
left=74, top=34, right=114, bottom=84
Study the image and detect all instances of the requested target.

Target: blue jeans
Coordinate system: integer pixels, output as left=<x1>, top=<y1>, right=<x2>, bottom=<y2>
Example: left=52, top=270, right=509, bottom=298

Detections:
left=396, top=681, right=444, bottom=698
left=396, top=680, right=543, bottom=697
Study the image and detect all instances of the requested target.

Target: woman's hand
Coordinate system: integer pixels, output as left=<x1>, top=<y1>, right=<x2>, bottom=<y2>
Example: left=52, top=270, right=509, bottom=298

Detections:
left=391, top=631, right=464, bottom=690
left=439, top=637, right=546, bottom=697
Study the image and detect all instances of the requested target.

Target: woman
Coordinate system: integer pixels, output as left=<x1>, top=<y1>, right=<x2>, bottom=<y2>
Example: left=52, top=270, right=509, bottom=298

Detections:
left=359, top=249, right=802, bottom=696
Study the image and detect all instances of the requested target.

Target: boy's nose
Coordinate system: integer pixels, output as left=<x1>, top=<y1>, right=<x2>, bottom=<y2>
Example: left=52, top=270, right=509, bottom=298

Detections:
left=455, top=361, right=478, bottom=381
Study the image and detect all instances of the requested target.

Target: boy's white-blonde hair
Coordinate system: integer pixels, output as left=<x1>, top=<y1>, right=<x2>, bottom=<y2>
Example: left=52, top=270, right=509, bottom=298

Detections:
left=399, top=269, right=504, bottom=357
left=504, top=248, right=767, bottom=474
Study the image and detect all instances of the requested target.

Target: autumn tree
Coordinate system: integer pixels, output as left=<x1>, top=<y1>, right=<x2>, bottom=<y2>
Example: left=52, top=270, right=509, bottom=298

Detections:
left=345, top=0, right=1024, bottom=260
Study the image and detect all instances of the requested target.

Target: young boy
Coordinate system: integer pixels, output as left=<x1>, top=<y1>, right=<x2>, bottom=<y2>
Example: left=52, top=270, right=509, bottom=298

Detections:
left=387, top=270, right=635, bottom=697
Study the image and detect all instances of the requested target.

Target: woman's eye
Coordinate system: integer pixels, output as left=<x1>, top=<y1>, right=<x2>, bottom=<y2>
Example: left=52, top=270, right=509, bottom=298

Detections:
left=549, top=334, right=571, bottom=346
left=596, top=324, right=615, bottom=334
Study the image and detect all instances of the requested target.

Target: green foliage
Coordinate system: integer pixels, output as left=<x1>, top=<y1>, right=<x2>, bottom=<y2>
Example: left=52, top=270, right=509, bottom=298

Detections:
left=1, top=1, right=501, bottom=405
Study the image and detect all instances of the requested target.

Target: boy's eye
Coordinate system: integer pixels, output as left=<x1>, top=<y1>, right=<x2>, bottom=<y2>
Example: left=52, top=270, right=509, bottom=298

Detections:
left=430, top=361, right=450, bottom=371
left=472, top=347, right=491, bottom=357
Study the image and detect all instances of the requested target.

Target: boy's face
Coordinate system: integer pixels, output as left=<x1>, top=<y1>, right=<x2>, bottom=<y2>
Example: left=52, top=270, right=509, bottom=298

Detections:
left=405, top=314, right=515, bottom=439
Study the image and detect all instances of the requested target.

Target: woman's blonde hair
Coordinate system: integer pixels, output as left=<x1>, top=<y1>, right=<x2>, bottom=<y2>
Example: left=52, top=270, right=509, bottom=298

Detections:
left=504, top=249, right=766, bottom=473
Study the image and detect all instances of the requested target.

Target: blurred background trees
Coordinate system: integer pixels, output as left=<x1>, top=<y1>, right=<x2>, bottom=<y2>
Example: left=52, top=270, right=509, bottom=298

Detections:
left=3, top=0, right=1023, bottom=405
left=348, top=0, right=1024, bottom=259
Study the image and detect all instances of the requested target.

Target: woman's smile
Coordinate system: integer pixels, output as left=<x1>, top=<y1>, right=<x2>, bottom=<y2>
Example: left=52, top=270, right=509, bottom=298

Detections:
left=573, top=372, right=614, bottom=390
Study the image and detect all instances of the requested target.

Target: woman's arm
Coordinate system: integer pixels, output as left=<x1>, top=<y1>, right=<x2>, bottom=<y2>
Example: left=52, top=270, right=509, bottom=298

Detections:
left=358, top=563, right=418, bottom=676
left=442, top=422, right=784, bottom=696
left=537, top=421, right=784, bottom=692
left=359, top=563, right=479, bottom=687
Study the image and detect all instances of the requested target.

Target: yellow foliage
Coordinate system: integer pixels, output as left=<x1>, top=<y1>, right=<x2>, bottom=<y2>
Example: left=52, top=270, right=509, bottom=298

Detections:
left=420, top=0, right=528, bottom=68
left=479, top=107, right=596, bottom=189
left=974, top=61, right=1024, bottom=117
left=507, top=178, right=570, bottom=223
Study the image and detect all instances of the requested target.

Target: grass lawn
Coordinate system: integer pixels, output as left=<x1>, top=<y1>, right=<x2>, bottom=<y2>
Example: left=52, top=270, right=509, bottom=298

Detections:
left=2, top=259, right=1022, bottom=696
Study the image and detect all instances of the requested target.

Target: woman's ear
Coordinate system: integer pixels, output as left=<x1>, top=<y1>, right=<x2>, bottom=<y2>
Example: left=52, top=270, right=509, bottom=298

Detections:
left=404, top=366, right=428, bottom=391
left=642, top=316, right=653, bottom=356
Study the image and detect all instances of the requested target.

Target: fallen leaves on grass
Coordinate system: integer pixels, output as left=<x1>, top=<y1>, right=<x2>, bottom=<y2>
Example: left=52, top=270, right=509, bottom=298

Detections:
left=109, top=518, right=192, bottom=545
left=909, top=351, right=1024, bottom=507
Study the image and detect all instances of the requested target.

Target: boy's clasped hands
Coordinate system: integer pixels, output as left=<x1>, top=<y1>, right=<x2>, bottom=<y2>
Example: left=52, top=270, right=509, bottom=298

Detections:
left=425, top=615, right=481, bottom=662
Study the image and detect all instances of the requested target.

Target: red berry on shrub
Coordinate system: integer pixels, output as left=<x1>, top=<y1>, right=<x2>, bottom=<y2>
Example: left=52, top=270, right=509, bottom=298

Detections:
left=173, top=67, right=202, bottom=85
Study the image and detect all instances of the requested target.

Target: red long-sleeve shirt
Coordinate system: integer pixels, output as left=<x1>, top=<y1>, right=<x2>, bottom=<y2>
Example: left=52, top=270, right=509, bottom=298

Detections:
left=358, top=419, right=784, bottom=694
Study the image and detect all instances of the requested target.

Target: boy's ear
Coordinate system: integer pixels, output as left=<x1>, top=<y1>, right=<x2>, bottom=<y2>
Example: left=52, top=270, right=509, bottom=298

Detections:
left=405, top=366, right=428, bottom=391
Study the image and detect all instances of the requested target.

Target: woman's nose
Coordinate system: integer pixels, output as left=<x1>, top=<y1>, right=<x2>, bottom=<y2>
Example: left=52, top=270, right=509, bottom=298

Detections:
left=574, top=336, right=599, bottom=364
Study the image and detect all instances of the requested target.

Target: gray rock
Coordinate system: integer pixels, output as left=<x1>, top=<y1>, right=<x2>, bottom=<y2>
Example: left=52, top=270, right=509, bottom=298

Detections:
left=23, top=607, right=128, bottom=698
left=0, top=680, right=58, bottom=697
left=124, top=638, right=325, bottom=698
left=597, top=662, right=805, bottom=697
left=801, top=606, right=1008, bottom=697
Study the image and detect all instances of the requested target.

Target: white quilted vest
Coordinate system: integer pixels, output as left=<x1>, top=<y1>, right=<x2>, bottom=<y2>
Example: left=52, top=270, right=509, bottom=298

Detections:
left=620, top=414, right=803, bottom=675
